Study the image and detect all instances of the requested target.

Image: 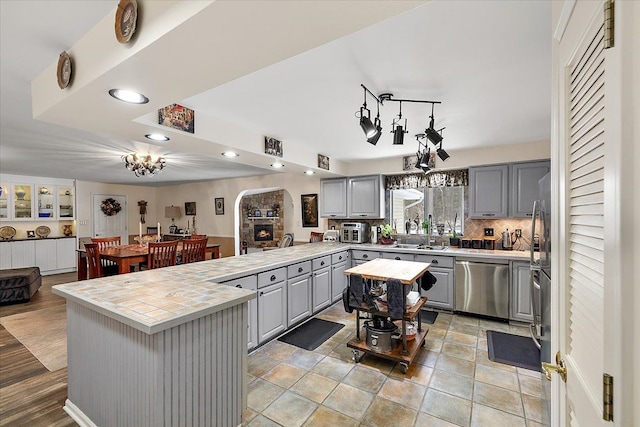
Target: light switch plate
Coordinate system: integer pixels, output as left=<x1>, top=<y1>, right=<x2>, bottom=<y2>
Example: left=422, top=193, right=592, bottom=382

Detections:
left=484, top=228, right=494, bottom=236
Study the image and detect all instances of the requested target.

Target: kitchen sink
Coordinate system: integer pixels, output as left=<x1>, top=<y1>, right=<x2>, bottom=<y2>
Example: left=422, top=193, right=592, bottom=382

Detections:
left=391, top=243, right=448, bottom=251
left=417, top=245, right=448, bottom=251
left=392, top=243, right=420, bottom=249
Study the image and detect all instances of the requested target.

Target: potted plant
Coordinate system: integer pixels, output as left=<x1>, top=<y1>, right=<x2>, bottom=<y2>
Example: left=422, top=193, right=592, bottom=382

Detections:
left=449, top=229, right=460, bottom=247
left=379, top=224, right=395, bottom=245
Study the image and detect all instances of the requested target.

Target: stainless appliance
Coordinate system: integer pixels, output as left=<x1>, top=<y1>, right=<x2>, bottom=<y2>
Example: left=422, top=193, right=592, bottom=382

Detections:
left=341, top=222, right=370, bottom=244
left=365, top=318, right=398, bottom=353
left=454, top=259, right=509, bottom=318
left=501, top=229, right=514, bottom=250
left=323, top=230, right=340, bottom=242
left=530, top=172, right=551, bottom=425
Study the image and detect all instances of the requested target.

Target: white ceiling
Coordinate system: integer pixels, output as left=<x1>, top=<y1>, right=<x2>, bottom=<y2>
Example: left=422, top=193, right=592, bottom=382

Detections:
left=0, top=1, right=551, bottom=187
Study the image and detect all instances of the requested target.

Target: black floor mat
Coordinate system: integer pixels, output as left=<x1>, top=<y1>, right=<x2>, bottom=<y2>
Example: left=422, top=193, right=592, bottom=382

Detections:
left=278, top=318, right=345, bottom=351
left=487, top=330, right=541, bottom=372
left=420, top=310, right=439, bottom=324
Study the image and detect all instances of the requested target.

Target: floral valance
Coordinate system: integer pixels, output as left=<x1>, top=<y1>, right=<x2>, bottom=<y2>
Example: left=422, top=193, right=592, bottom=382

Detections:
left=385, top=169, right=468, bottom=190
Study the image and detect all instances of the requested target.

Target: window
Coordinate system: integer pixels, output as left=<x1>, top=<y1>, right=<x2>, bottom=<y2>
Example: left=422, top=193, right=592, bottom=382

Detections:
left=390, top=189, right=424, bottom=234
left=390, top=186, right=464, bottom=236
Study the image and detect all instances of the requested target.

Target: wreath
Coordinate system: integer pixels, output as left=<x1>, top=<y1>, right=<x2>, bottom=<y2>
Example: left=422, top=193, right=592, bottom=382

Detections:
left=101, top=198, right=122, bottom=216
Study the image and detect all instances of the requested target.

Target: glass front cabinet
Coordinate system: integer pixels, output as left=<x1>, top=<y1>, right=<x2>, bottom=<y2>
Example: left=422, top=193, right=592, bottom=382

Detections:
left=57, top=186, right=74, bottom=219
left=12, top=183, right=34, bottom=220
left=37, top=185, right=56, bottom=219
left=0, top=183, right=9, bottom=220
left=0, top=177, right=75, bottom=221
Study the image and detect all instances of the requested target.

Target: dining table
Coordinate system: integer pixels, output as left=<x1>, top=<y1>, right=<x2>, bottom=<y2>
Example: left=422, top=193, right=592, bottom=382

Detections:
left=76, top=242, right=221, bottom=281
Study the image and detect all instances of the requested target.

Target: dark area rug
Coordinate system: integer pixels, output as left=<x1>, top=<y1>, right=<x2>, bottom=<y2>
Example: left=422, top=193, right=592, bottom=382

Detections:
left=487, top=330, right=541, bottom=372
left=420, top=310, right=439, bottom=324
left=278, top=318, right=344, bottom=351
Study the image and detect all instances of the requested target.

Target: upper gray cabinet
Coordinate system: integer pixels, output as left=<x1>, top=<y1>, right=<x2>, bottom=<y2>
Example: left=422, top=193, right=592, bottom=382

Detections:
left=347, top=175, right=383, bottom=218
left=468, top=164, right=509, bottom=218
left=320, top=175, right=383, bottom=219
left=320, top=178, right=347, bottom=218
left=509, top=160, right=550, bottom=217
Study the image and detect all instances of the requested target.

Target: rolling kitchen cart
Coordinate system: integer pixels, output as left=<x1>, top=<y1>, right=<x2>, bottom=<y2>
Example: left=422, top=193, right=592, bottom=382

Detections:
left=344, top=258, right=431, bottom=374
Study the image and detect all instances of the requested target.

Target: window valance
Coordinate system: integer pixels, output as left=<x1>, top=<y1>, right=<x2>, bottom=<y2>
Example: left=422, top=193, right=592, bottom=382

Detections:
left=385, top=169, right=468, bottom=190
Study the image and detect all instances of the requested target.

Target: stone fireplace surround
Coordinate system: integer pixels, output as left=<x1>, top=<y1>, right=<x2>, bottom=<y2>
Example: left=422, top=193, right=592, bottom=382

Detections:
left=241, top=190, right=284, bottom=248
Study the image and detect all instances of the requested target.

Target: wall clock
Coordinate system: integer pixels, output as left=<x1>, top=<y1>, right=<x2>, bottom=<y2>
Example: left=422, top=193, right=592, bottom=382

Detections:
left=56, top=51, right=72, bottom=89
left=115, top=0, right=138, bottom=44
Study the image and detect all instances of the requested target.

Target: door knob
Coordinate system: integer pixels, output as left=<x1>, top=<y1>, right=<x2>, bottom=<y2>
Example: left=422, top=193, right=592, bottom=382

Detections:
left=542, top=351, right=567, bottom=382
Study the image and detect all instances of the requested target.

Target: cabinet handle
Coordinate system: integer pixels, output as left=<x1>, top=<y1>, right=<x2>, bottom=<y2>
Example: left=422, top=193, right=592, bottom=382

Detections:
left=431, top=260, right=439, bottom=264
left=320, top=261, right=325, bottom=266
left=395, top=256, right=401, bottom=260
left=482, top=214, right=495, bottom=217
left=270, top=275, right=276, bottom=281
left=339, top=256, right=342, bottom=260
left=359, top=214, right=367, bottom=217
left=330, top=215, right=336, bottom=217
left=235, top=284, right=242, bottom=288
left=526, top=213, right=533, bottom=216
left=363, top=254, right=368, bottom=259
left=259, top=291, right=264, bottom=296
left=298, top=267, right=303, bottom=273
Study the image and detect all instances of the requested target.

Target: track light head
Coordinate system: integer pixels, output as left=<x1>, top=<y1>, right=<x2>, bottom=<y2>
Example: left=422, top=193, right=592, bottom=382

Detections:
left=367, top=116, right=382, bottom=145
left=425, top=127, right=443, bottom=146
left=419, top=148, right=431, bottom=167
left=359, top=106, right=377, bottom=138
left=437, top=143, right=450, bottom=161
left=393, top=125, right=405, bottom=145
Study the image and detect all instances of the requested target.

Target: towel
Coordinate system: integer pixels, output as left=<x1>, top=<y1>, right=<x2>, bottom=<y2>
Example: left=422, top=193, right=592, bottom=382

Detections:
left=419, top=271, right=438, bottom=291
left=386, top=278, right=405, bottom=320
left=348, top=274, right=365, bottom=307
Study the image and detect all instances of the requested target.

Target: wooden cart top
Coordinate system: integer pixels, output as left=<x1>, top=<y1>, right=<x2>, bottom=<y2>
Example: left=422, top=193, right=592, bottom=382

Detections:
left=344, top=258, right=431, bottom=284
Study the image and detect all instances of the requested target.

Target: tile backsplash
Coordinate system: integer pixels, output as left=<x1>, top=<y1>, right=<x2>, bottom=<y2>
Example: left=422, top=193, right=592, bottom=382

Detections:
left=463, top=217, right=533, bottom=250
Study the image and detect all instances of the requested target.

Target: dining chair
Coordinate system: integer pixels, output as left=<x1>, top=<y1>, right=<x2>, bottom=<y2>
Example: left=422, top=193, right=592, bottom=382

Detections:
left=190, top=234, right=207, bottom=240
left=84, top=243, right=104, bottom=279
left=91, top=236, right=121, bottom=275
left=146, top=226, right=158, bottom=235
left=147, top=240, right=179, bottom=269
left=309, top=232, right=324, bottom=243
left=180, top=237, right=207, bottom=264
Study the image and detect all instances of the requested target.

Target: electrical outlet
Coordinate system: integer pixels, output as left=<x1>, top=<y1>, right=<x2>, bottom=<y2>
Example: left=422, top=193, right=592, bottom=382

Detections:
left=484, top=228, right=494, bottom=236
left=515, top=229, right=522, bottom=237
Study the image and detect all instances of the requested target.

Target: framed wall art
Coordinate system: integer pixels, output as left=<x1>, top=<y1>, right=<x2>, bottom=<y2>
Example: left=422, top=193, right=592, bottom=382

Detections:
left=264, top=136, right=283, bottom=157
left=158, top=103, right=195, bottom=133
left=215, top=198, right=224, bottom=215
left=403, top=155, right=418, bottom=171
left=185, top=202, right=196, bottom=216
left=301, top=193, right=318, bottom=228
left=318, top=154, right=330, bottom=170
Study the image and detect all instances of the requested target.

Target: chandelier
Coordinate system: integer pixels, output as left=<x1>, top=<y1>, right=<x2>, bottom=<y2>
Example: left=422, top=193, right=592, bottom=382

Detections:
left=122, top=153, right=166, bottom=177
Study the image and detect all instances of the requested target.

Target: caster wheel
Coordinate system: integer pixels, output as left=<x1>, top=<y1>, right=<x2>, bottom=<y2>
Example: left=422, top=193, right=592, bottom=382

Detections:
left=421, top=340, right=426, bottom=347
left=352, top=351, right=361, bottom=363
left=400, top=363, right=408, bottom=374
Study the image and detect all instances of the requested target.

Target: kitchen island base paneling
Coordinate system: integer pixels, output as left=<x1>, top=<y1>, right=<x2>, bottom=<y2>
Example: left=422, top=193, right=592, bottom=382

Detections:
left=63, top=300, right=247, bottom=427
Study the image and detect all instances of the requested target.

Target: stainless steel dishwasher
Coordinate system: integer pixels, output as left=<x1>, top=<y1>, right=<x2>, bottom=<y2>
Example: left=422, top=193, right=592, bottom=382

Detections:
left=455, top=259, right=509, bottom=319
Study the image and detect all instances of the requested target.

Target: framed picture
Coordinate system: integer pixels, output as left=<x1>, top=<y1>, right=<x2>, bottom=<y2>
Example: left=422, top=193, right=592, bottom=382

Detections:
left=403, top=155, right=418, bottom=171
left=27, top=230, right=35, bottom=238
left=185, top=202, right=196, bottom=216
left=253, top=210, right=262, bottom=217
left=264, top=136, right=283, bottom=157
left=215, top=197, right=224, bottom=215
left=266, top=210, right=275, bottom=217
left=301, top=194, right=318, bottom=228
left=158, top=103, right=195, bottom=133
left=318, top=154, right=330, bottom=170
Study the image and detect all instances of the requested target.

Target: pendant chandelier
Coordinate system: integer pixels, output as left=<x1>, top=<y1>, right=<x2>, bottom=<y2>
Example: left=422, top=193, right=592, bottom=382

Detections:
left=356, top=84, right=451, bottom=165
left=122, top=153, right=166, bottom=177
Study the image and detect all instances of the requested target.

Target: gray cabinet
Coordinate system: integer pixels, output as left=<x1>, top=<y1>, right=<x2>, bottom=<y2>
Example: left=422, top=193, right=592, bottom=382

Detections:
left=510, top=160, right=550, bottom=217
left=287, top=265, right=312, bottom=327
left=510, top=261, right=533, bottom=322
left=347, top=175, right=383, bottom=218
left=220, top=275, right=258, bottom=349
left=312, top=257, right=332, bottom=313
left=468, top=164, right=509, bottom=218
left=320, top=178, right=347, bottom=218
left=258, top=280, right=287, bottom=344
left=382, top=252, right=414, bottom=261
left=416, top=254, right=455, bottom=310
left=330, top=251, right=350, bottom=302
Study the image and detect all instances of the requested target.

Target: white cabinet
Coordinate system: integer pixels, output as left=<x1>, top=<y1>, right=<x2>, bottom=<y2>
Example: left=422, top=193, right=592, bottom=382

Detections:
left=258, top=280, right=287, bottom=344
left=11, top=183, right=35, bottom=221
left=287, top=273, right=312, bottom=327
left=468, top=165, right=509, bottom=218
left=0, top=183, right=9, bottom=220
left=0, top=175, right=75, bottom=221
left=509, top=161, right=550, bottom=217
left=11, top=240, right=35, bottom=268
left=347, top=175, right=383, bottom=218
left=57, top=186, right=75, bottom=219
left=320, top=178, right=347, bottom=218
left=510, top=261, right=533, bottom=322
left=35, top=239, right=57, bottom=272
left=56, top=238, right=77, bottom=270
left=0, top=243, right=11, bottom=268
left=36, top=185, right=56, bottom=220
left=220, top=275, right=258, bottom=350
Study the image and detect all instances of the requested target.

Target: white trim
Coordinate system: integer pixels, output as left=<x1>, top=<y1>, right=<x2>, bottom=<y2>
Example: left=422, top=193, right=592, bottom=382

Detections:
left=63, top=399, right=98, bottom=427
left=554, top=0, right=577, bottom=42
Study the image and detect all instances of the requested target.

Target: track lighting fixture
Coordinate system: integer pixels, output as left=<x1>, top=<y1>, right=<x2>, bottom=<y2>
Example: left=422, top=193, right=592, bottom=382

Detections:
left=437, top=141, right=450, bottom=161
left=392, top=101, right=407, bottom=145
left=414, top=134, right=432, bottom=173
left=367, top=101, right=383, bottom=145
left=359, top=87, right=378, bottom=139
left=425, top=104, right=443, bottom=145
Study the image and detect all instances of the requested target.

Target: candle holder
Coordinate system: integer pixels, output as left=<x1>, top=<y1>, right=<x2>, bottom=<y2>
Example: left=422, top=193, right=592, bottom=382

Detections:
left=134, top=235, right=156, bottom=247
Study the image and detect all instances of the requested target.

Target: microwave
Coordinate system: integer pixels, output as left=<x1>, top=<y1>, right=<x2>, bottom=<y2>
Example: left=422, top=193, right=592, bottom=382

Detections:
left=341, top=222, right=370, bottom=244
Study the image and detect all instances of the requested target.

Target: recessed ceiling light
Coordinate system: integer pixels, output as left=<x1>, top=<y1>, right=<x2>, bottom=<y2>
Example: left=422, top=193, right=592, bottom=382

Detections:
left=304, top=170, right=315, bottom=175
left=108, top=89, right=149, bottom=104
left=145, top=133, right=170, bottom=142
left=222, top=151, right=239, bottom=158
left=271, top=162, right=284, bottom=169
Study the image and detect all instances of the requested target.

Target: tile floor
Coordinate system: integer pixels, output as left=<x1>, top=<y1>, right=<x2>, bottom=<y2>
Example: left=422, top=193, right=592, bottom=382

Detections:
left=244, top=302, right=547, bottom=427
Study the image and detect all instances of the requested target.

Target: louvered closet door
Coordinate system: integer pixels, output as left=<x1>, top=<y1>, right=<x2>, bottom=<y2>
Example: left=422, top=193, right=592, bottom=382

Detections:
left=562, top=8, right=609, bottom=426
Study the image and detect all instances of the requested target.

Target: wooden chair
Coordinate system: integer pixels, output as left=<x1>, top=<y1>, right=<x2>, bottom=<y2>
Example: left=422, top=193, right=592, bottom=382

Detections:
left=180, top=238, right=207, bottom=264
left=91, top=236, right=121, bottom=275
left=190, top=234, right=207, bottom=240
left=84, top=243, right=103, bottom=279
left=147, top=240, right=178, bottom=269
left=309, top=232, right=324, bottom=243
left=146, top=226, right=158, bottom=235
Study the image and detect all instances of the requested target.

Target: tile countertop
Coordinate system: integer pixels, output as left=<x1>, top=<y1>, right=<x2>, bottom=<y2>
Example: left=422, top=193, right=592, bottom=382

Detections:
left=52, top=242, right=528, bottom=335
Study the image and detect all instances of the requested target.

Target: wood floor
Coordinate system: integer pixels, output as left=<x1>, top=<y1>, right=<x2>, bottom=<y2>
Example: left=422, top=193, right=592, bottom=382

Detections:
left=0, top=272, right=77, bottom=427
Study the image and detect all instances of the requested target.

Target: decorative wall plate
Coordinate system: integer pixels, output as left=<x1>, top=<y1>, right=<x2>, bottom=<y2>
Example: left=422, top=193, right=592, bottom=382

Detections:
left=115, top=0, right=138, bottom=44
left=35, top=225, right=51, bottom=238
left=0, top=226, right=16, bottom=240
left=57, top=51, right=72, bottom=89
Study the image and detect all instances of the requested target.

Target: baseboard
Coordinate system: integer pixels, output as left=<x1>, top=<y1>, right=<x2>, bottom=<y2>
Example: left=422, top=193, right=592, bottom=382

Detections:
left=63, top=399, right=98, bottom=427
